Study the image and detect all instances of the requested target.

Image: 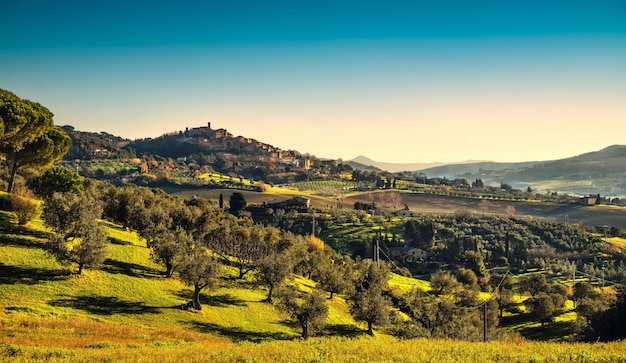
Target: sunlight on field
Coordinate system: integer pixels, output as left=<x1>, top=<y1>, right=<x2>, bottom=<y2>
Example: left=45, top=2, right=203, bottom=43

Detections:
left=607, top=236, right=626, bottom=249
left=389, top=272, right=430, bottom=292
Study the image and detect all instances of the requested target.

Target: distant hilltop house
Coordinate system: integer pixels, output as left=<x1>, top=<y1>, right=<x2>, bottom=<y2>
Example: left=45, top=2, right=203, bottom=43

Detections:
left=579, top=195, right=598, bottom=205
left=389, top=247, right=429, bottom=263
left=265, top=196, right=310, bottom=209
left=91, top=146, right=109, bottom=155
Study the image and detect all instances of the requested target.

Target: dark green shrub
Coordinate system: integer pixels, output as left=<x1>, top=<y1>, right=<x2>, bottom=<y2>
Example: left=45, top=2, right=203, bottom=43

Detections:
left=9, top=194, right=40, bottom=225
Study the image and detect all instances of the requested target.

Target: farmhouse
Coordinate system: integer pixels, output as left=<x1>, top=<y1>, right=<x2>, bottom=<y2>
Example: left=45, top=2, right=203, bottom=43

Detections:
left=389, top=247, right=429, bottom=263
left=579, top=196, right=598, bottom=205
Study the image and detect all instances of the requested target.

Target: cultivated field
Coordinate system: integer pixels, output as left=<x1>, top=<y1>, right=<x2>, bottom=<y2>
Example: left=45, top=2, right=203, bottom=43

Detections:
left=166, top=185, right=626, bottom=229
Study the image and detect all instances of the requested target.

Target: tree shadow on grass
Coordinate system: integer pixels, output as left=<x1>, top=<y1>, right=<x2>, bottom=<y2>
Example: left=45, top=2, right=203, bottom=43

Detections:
left=0, top=212, right=50, bottom=250
left=499, top=311, right=530, bottom=328
left=517, top=320, right=574, bottom=341
left=48, top=294, right=175, bottom=316
left=101, top=258, right=162, bottom=278
left=174, top=290, right=248, bottom=307
left=109, top=237, right=133, bottom=246
left=185, top=321, right=293, bottom=342
left=0, top=212, right=49, bottom=238
left=324, top=323, right=365, bottom=338
left=0, top=263, right=71, bottom=285
left=0, top=233, right=48, bottom=249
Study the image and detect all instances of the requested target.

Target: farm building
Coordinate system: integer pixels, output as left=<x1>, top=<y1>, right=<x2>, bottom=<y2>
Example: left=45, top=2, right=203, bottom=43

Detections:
left=389, top=247, right=429, bottom=263
left=579, top=196, right=598, bottom=205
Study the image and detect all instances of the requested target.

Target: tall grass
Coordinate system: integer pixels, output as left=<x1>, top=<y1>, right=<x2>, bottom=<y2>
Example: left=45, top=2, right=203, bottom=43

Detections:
left=3, top=325, right=626, bottom=363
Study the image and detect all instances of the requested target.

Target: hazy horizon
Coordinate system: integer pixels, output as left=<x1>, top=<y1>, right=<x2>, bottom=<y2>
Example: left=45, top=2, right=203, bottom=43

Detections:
left=2, top=1, right=625, bottom=164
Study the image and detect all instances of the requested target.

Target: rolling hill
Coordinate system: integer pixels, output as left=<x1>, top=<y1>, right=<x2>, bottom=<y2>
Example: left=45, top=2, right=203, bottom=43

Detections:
left=350, top=155, right=448, bottom=173
left=355, top=145, right=626, bottom=198
left=3, top=200, right=626, bottom=361
left=465, top=145, right=626, bottom=198
left=415, top=161, right=540, bottom=179
left=60, top=124, right=626, bottom=198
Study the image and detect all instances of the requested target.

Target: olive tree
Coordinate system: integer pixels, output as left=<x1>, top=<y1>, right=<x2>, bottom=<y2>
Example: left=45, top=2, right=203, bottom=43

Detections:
left=348, top=259, right=391, bottom=335
left=42, top=191, right=108, bottom=274
left=275, top=285, right=328, bottom=339
left=178, top=242, right=222, bottom=310
left=257, top=250, right=293, bottom=303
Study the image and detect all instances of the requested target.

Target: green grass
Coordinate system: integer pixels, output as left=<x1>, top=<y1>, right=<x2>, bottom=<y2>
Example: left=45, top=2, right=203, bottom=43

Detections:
left=3, top=208, right=626, bottom=362
left=0, top=209, right=362, bottom=342
left=607, top=236, right=626, bottom=249
left=389, top=272, right=431, bottom=293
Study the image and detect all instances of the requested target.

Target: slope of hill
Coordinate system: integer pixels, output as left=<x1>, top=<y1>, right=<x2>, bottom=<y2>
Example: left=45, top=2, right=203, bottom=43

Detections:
left=2, top=211, right=626, bottom=362
left=62, top=125, right=135, bottom=160
left=60, top=124, right=626, bottom=198
left=350, top=155, right=447, bottom=173
left=415, top=161, right=540, bottom=179
left=475, top=145, right=626, bottom=197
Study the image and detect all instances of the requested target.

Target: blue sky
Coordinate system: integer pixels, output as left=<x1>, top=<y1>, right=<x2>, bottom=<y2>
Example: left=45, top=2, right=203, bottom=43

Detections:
left=2, top=1, right=625, bottom=163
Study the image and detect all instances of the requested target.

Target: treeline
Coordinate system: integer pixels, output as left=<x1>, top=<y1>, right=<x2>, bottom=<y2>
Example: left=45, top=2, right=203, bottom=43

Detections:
left=62, top=125, right=135, bottom=160
left=258, top=208, right=619, bottom=279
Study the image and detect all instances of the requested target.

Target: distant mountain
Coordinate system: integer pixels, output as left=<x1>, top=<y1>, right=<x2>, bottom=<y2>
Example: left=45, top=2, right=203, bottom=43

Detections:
left=353, top=145, right=626, bottom=197
left=350, top=155, right=447, bottom=173
left=465, top=145, right=626, bottom=197
left=416, top=161, right=540, bottom=179
left=344, top=158, right=383, bottom=172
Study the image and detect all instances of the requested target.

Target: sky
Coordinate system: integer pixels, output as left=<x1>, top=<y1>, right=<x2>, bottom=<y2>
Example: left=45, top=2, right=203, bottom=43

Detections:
left=1, top=1, right=625, bottom=164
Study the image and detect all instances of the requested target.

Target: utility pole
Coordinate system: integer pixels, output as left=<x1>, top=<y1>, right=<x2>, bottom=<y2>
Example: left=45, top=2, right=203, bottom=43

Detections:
left=311, top=210, right=315, bottom=237
left=373, top=229, right=381, bottom=268
left=602, top=263, right=606, bottom=292
left=483, top=303, right=487, bottom=342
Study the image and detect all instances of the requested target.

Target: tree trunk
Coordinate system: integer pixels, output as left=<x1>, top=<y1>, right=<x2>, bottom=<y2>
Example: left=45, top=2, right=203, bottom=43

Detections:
left=165, top=262, right=173, bottom=278
left=265, top=283, right=274, bottom=303
left=329, top=291, right=334, bottom=300
left=77, top=263, right=84, bottom=275
left=367, top=321, right=374, bottom=336
left=7, top=159, right=19, bottom=194
left=192, top=284, right=202, bottom=310
left=301, top=321, right=309, bottom=339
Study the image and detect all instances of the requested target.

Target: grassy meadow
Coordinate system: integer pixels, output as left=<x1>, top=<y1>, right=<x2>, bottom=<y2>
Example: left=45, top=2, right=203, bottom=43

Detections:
left=1, top=208, right=626, bottom=361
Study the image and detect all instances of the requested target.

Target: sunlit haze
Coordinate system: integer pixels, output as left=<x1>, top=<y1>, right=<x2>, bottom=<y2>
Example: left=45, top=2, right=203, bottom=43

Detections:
left=2, top=1, right=625, bottom=163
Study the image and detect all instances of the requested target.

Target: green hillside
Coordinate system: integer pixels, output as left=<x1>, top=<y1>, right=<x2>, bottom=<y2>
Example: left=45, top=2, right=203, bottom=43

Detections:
left=0, top=210, right=356, bottom=339
left=2, top=207, right=626, bottom=361
left=477, top=145, right=626, bottom=198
